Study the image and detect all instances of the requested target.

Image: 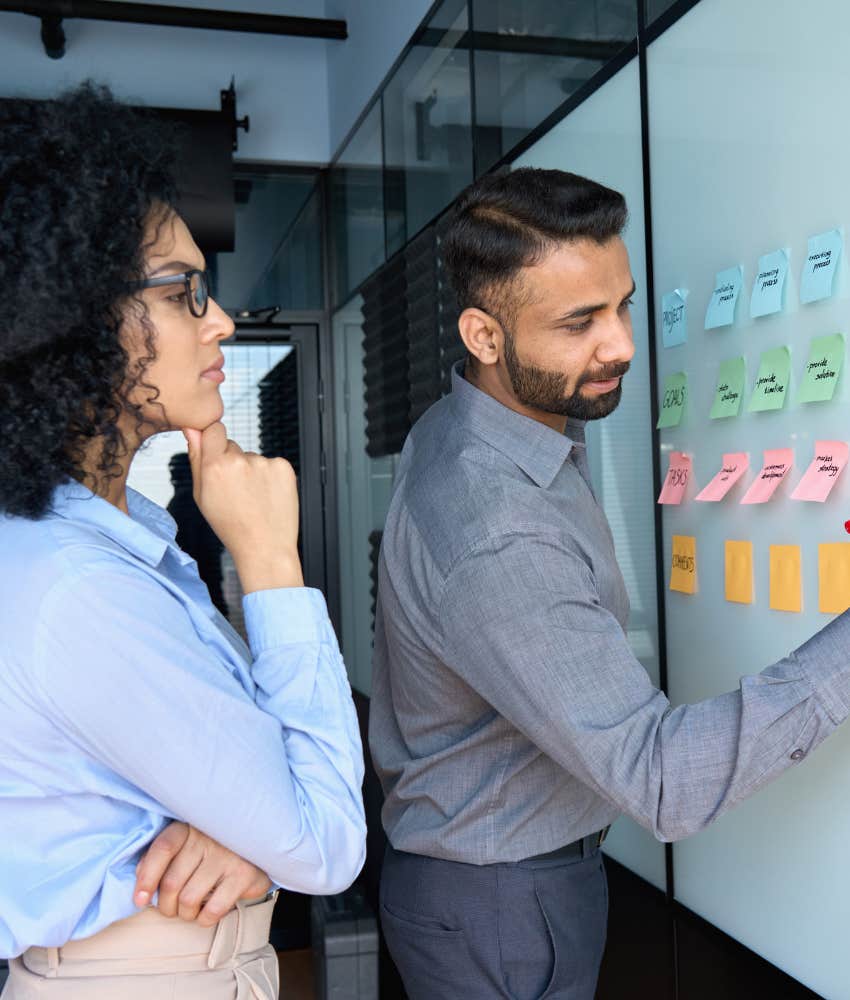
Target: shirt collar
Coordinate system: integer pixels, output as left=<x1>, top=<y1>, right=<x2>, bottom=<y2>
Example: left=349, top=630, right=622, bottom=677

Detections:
left=49, top=479, right=191, bottom=567
left=449, top=363, right=584, bottom=489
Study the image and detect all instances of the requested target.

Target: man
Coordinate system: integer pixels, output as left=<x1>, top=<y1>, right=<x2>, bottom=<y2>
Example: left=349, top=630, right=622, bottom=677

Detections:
left=368, top=168, right=850, bottom=1000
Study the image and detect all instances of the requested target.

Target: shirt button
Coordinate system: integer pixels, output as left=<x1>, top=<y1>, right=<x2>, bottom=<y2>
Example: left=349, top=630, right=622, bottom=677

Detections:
left=789, top=748, right=806, bottom=761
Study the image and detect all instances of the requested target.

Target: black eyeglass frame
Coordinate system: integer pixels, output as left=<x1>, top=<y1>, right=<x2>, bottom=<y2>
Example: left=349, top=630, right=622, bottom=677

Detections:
left=127, top=268, right=210, bottom=318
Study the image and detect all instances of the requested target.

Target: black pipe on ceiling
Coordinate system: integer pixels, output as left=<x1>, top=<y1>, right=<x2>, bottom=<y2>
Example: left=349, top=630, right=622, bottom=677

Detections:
left=0, top=1, right=348, bottom=40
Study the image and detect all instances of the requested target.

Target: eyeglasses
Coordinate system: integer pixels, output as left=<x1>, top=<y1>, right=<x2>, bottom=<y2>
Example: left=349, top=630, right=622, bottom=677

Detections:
left=128, top=268, right=210, bottom=318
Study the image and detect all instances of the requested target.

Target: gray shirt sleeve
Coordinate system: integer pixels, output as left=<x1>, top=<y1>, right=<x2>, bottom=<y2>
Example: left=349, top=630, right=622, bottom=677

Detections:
left=438, top=530, right=850, bottom=842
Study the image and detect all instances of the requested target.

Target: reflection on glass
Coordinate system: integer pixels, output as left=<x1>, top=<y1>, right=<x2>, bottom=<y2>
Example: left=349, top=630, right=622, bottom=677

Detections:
left=383, top=0, right=473, bottom=256
left=215, top=170, right=320, bottom=313
left=252, top=183, right=323, bottom=311
left=330, top=101, right=385, bottom=304
left=645, top=0, right=680, bottom=24
left=126, top=343, right=295, bottom=637
left=472, top=0, right=637, bottom=173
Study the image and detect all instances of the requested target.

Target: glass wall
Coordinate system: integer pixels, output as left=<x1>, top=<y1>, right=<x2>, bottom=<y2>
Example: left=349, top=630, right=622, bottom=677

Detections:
left=215, top=169, right=322, bottom=314
left=383, top=0, right=473, bottom=257
left=330, top=101, right=386, bottom=305
left=328, top=0, right=641, bottom=307
left=472, top=0, right=637, bottom=173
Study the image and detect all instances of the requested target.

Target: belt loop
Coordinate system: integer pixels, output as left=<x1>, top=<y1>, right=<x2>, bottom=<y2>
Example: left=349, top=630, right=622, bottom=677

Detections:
left=45, top=946, right=60, bottom=977
left=207, top=908, right=240, bottom=970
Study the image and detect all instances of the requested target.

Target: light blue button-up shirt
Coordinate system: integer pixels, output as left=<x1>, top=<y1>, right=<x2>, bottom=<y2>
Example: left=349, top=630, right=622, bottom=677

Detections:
left=0, top=482, right=365, bottom=958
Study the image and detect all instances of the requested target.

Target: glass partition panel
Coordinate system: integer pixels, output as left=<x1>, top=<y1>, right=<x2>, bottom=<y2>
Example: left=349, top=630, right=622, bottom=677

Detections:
left=330, top=102, right=386, bottom=305
left=252, top=182, right=323, bottom=311
left=383, top=0, right=473, bottom=257
left=473, top=0, right=637, bottom=173
left=215, top=170, right=318, bottom=314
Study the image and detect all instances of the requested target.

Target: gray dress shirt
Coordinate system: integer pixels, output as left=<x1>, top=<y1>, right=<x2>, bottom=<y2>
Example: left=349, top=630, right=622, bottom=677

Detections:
left=369, top=365, right=850, bottom=864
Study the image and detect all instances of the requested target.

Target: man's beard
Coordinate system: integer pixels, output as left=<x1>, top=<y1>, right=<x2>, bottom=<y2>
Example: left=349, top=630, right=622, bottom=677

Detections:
left=502, top=326, right=629, bottom=421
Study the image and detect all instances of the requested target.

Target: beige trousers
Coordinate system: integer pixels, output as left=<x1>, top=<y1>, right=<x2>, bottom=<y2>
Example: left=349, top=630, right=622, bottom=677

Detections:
left=2, top=896, right=279, bottom=999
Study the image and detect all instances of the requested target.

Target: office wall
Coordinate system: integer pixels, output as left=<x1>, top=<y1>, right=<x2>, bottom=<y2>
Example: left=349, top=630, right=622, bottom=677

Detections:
left=0, top=0, right=331, bottom=163
left=650, top=1, right=850, bottom=996
left=514, top=58, right=666, bottom=893
left=324, top=0, right=435, bottom=155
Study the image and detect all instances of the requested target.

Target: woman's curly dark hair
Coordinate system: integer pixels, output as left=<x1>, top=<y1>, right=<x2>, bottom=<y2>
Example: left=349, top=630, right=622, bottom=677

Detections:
left=0, top=82, right=178, bottom=518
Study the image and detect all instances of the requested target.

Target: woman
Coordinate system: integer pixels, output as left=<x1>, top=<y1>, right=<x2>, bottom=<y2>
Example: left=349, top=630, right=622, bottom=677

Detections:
left=0, top=85, right=365, bottom=998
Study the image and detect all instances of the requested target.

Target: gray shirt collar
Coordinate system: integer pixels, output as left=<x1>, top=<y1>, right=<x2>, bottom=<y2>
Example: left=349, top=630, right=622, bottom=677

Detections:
left=449, top=363, right=585, bottom=490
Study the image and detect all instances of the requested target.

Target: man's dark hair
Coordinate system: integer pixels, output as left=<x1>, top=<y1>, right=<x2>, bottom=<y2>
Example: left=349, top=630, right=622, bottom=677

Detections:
left=0, top=83, right=178, bottom=518
left=442, top=168, right=628, bottom=326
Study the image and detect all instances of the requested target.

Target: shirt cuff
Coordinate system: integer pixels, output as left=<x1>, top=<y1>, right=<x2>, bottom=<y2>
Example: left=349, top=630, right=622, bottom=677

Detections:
left=794, top=608, right=850, bottom=725
left=242, top=587, right=330, bottom=658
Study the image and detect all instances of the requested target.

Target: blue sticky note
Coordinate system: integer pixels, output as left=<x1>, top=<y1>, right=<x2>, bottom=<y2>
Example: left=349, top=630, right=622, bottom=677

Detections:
left=750, top=249, right=789, bottom=318
left=705, top=265, right=743, bottom=330
left=661, top=289, right=688, bottom=347
left=800, top=229, right=842, bottom=304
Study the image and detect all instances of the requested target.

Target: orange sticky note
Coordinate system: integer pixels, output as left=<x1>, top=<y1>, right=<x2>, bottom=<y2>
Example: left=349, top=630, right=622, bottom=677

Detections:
left=818, top=543, right=850, bottom=614
left=670, top=535, right=697, bottom=593
left=770, top=545, right=801, bottom=612
left=725, top=540, right=753, bottom=604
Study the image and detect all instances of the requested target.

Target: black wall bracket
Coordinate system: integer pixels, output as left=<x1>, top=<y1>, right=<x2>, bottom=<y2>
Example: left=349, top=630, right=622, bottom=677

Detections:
left=0, top=1, right=347, bottom=59
left=220, top=79, right=249, bottom=152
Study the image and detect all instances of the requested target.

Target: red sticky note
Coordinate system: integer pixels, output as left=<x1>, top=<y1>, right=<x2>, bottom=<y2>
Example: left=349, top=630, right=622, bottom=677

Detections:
left=740, top=448, right=794, bottom=505
left=658, top=451, right=692, bottom=505
left=695, top=453, right=749, bottom=502
left=790, top=441, right=849, bottom=502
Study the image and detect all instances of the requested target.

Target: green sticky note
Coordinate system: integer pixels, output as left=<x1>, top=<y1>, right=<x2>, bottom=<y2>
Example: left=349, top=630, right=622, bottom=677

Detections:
left=656, top=372, right=687, bottom=428
left=798, top=333, right=844, bottom=403
left=748, top=346, right=791, bottom=412
left=710, top=357, right=746, bottom=419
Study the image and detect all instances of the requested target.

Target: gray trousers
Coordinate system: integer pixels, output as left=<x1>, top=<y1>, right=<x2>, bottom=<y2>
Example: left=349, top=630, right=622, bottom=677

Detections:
left=380, top=844, right=608, bottom=1000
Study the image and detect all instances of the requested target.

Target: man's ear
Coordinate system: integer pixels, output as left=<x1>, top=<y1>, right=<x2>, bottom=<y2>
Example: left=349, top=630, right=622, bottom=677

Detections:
left=457, top=308, right=504, bottom=368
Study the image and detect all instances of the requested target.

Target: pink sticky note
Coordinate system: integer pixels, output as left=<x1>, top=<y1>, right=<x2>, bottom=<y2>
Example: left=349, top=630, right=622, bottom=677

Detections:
left=658, top=451, right=692, bottom=504
left=790, top=440, right=849, bottom=502
left=740, top=448, right=794, bottom=504
left=695, top=453, right=749, bottom=502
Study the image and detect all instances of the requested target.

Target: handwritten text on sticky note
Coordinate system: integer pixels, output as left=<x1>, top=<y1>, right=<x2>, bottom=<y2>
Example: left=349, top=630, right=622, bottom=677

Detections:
left=657, top=372, right=687, bottom=429
left=750, top=249, right=789, bottom=318
left=658, top=451, right=692, bottom=505
left=695, top=453, right=749, bottom=502
left=740, top=448, right=794, bottom=505
left=661, top=289, right=688, bottom=347
left=748, top=346, right=791, bottom=412
left=790, top=440, right=849, bottom=502
left=670, top=535, right=697, bottom=594
left=705, top=265, right=743, bottom=329
left=798, top=333, right=844, bottom=403
left=800, top=229, right=842, bottom=304
left=710, top=357, right=746, bottom=420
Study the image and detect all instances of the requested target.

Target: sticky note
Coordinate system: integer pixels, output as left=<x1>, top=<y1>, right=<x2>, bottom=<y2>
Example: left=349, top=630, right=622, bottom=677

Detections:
left=695, top=453, right=749, bottom=502
left=657, top=372, right=687, bottom=429
left=748, top=346, right=791, bottom=412
left=658, top=451, right=692, bottom=505
left=750, top=249, right=789, bottom=318
left=710, top=357, right=746, bottom=419
left=661, top=289, right=688, bottom=347
left=740, top=448, right=794, bottom=504
left=819, top=543, right=850, bottom=614
left=705, top=265, right=744, bottom=329
left=798, top=333, right=844, bottom=403
left=770, top=545, right=801, bottom=612
left=670, top=535, right=697, bottom=594
left=725, top=540, right=753, bottom=604
left=800, top=229, right=842, bottom=304
left=790, top=440, right=849, bottom=502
